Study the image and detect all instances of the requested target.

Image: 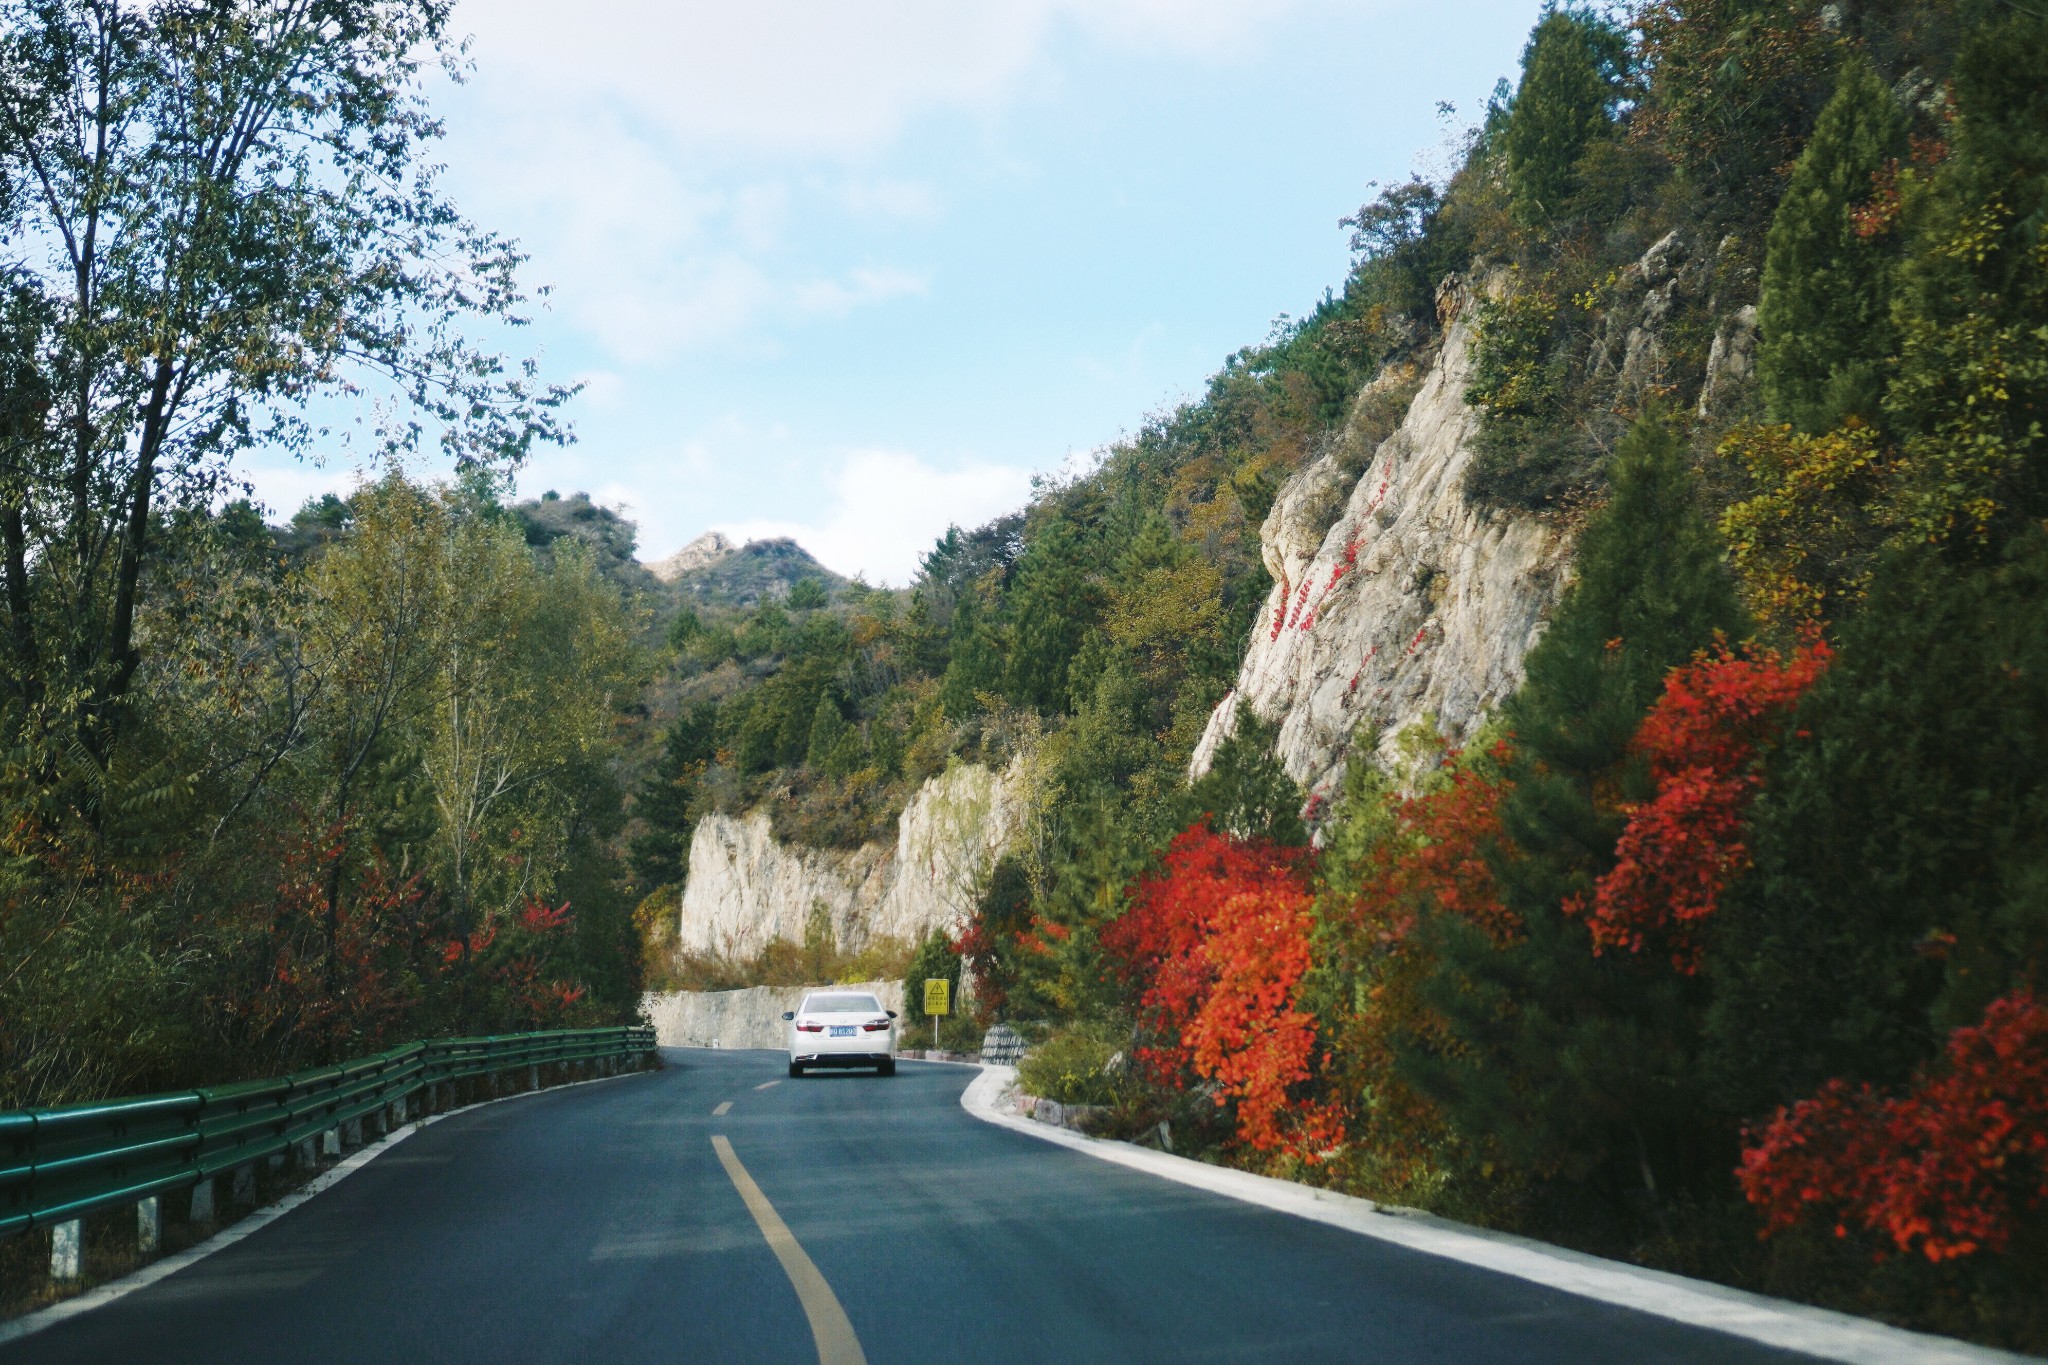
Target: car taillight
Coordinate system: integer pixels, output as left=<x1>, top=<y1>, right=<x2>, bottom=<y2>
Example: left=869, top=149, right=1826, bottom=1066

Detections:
left=796, top=1020, right=823, bottom=1032
left=862, top=1020, right=890, bottom=1032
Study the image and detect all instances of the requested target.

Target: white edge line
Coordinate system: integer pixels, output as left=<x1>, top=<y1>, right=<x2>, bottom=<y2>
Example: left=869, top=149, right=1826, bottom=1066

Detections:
left=0, top=1065, right=649, bottom=1348
left=954, top=1064, right=2038, bottom=1365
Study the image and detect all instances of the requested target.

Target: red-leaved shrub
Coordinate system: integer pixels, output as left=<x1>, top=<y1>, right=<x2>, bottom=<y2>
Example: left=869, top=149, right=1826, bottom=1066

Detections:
left=1739, top=991, right=2048, bottom=1262
left=1106, top=823, right=1343, bottom=1158
left=1573, top=639, right=1831, bottom=971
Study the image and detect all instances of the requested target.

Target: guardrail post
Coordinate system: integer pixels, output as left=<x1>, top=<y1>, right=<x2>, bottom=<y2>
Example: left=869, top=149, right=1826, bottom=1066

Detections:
left=50, top=1219, right=81, bottom=1281
left=232, top=1164, right=255, bottom=1205
left=138, top=1196, right=161, bottom=1255
left=322, top=1127, right=340, bottom=1158
left=527, top=1064, right=539, bottom=1091
left=190, top=1176, right=216, bottom=1224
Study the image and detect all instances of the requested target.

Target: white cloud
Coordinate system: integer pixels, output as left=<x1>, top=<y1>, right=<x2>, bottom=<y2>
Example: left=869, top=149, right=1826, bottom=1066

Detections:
left=438, top=0, right=1319, bottom=359
left=790, top=266, right=930, bottom=319
left=456, top=1, right=1306, bottom=159
left=235, top=460, right=365, bottom=521
left=572, top=369, right=628, bottom=410
left=714, top=448, right=1036, bottom=586
left=839, top=178, right=943, bottom=224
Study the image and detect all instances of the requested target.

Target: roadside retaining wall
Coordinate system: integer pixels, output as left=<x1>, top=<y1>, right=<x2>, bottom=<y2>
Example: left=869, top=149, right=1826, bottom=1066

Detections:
left=642, top=981, right=906, bottom=1051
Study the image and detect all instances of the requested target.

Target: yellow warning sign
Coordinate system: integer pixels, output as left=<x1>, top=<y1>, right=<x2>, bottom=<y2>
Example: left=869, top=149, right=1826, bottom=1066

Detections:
left=922, top=978, right=951, bottom=1017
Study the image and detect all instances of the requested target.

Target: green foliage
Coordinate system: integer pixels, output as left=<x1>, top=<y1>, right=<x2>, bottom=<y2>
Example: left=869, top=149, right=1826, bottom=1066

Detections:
left=1464, top=280, right=1606, bottom=509
left=1, top=472, right=645, bottom=1105
left=1500, top=8, right=1629, bottom=226
left=1001, top=519, right=1101, bottom=714
left=1018, top=1030, right=1125, bottom=1106
left=1881, top=2, right=2048, bottom=545
left=1757, top=56, right=1905, bottom=433
left=904, top=929, right=963, bottom=1026
left=1188, top=709, right=1307, bottom=847
left=0, top=0, right=571, bottom=783
left=940, top=588, right=1003, bottom=719
left=1706, top=530, right=2048, bottom=1117
left=665, top=606, right=704, bottom=651
left=1633, top=0, right=1842, bottom=224
left=629, top=702, right=717, bottom=890
left=1404, top=413, right=1746, bottom=1216
left=786, top=577, right=829, bottom=610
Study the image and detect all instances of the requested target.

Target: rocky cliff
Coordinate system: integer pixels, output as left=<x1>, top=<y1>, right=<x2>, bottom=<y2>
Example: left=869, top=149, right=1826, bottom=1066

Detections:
left=647, top=530, right=737, bottom=583
left=644, top=980, right=905, bottom=1050
left=1191, top=274, right=1571, bottom=806
left=677, top=757, right=1030, bottom=958
left=1193, top=232, right=1741, bottom=809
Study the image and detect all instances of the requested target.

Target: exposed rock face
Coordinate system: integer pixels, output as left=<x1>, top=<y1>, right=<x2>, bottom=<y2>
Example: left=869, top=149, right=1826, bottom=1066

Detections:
left=647, top=530, right=736, bottom=583
left=643, top=980, right=904, bottom=1050
left=1190, top=275, right=1574, bottom=806
left=677, top=758, right=1029, bottom=959
left=1193, top=233, right=1757, bottom=815
left=1589, top=229, right=1710, bottom=399
left=1698, top=304, right=1760, bottom=419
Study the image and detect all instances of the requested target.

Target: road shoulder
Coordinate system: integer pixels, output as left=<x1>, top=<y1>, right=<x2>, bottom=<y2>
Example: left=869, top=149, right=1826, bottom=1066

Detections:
left=953, top=1063, right=2034, bottom=1365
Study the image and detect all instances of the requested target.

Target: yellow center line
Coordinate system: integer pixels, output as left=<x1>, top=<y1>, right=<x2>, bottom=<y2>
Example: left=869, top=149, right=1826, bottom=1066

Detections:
left=713, top=1101, right=733, bottom=1116
left=754, top=1080, right=781, bottom=1091
left=712, top=1135, right=867, bottom=1365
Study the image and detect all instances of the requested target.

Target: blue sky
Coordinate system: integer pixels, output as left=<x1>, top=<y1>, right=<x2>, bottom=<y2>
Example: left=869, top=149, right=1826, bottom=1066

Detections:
left=242, top=0, right=1545, bottom=583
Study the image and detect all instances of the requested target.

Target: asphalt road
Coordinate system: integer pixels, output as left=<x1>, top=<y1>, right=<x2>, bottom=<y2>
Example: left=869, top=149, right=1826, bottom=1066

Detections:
left=2, top=1049, right=1816, bottom=1364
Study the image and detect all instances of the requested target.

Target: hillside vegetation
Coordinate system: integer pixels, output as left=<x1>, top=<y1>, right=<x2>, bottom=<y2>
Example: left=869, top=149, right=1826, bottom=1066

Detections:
left=0, top=3, right=645, bottom=1104
left=630, top=1, right=2048, bottom=1348
left=0, top=0, right=2042, bottom=1349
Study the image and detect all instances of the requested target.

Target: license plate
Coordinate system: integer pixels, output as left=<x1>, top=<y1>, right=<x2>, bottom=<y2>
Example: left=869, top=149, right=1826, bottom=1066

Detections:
left=829, top=1025, right=857, bottom=1037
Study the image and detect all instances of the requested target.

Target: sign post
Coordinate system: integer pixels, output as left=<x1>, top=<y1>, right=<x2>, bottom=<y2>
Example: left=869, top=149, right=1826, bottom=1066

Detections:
left=922, top=978, right=951, bottom=1051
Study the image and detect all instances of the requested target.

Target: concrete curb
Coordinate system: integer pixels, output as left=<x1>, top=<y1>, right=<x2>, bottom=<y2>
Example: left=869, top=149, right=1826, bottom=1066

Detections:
left=957, top=1065, right=2036, bottom=1365
left=0, top=1065, right=651, bottom=1349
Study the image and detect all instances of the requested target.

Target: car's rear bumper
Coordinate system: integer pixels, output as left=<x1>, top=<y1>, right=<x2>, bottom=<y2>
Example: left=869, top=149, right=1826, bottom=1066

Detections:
left=792, top=1052, right=893, bottom=1069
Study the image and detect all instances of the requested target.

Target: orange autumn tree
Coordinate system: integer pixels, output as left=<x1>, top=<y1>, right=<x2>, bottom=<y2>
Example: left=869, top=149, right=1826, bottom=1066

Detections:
left=1311, top=742, right=1516, bottom=1195
left=1105, top=823, right=1344, bottom=1159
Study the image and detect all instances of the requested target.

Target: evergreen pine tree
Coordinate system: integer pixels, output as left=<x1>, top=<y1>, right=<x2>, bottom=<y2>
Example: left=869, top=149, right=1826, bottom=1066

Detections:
left=1706, top=530, right=2048, bottom=1117
left=940, top=589, right=1003, bottom=719
left=803, top=696, right=851, bottom=774
left=1882, top=1, right=2048, bottom=543
left=1501, top=8, right=1628, bottom=226
left=1756, top=55, right=1905, bottom=434
left=1002, top=519, right=1099, bottom=714
left=1403, top=412, right=1747, bottom=1218
left=628, top=701, right=718, bottom=889
left=1189, top=709, right=1308, bottom=847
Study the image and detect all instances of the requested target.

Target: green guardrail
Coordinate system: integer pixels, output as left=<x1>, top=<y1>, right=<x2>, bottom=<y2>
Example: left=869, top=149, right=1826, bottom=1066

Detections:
left=0, top=1025, right=656, bottom=1240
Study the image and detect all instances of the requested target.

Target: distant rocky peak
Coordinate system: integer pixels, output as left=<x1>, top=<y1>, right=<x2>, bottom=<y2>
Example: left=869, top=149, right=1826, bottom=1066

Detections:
left=647, top=530, right=737, bottom=583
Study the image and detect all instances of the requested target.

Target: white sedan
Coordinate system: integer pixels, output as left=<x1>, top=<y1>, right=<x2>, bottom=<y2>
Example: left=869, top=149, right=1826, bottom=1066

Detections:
left=783, top=991, right=898, bottom=1077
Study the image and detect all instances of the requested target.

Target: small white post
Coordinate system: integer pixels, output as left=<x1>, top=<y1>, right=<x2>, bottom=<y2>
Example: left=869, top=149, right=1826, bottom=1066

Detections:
left=321, top=1127, right=341, bottom=1157
left=50, top=1219, right=81, bottom=1281
left=137, top=1196, right=160, bottom=1256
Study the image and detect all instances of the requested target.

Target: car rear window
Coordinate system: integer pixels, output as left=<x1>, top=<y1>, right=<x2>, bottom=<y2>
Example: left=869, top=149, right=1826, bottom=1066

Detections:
left=803, top=993, right=881, bottom=1014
